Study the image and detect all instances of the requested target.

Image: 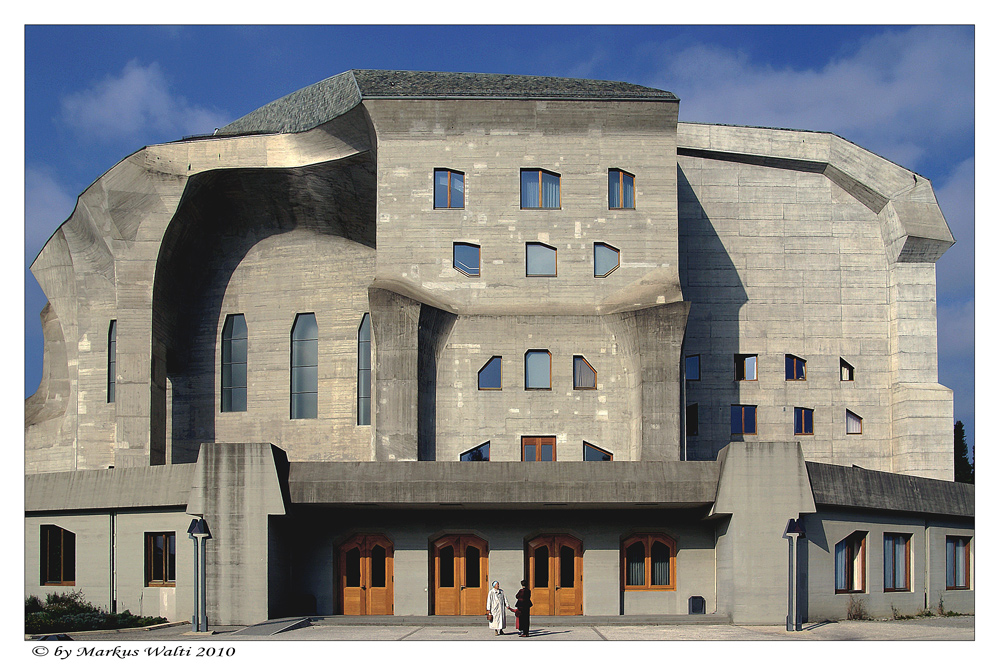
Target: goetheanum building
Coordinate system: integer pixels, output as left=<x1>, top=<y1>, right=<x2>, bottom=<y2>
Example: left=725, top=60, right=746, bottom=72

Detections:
left=25, top=70, right=973, bottom=626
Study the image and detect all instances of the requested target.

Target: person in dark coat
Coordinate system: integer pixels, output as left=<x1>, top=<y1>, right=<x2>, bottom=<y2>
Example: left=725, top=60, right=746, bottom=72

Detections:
left=514, top=579, right=532, bottom=637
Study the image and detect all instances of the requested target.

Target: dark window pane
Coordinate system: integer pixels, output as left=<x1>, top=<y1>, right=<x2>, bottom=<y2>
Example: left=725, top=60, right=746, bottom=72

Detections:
left=541, top=171, right=560, bottom=208
left=478, top=357, right=501, bottom=389
left=560, top=546, right=575, bottom=588
left=439, top=546, right=455, bottom=587
left=291, top=392, right=318, bottom=419
left=521, top=170, right=539, bottom=208
left=686, top=404, right=699, bottom=436
left=804, top=409, right=813, bottom=433
left=451, top=172, right=464, bottom=208
left=584, top=442, right=611, bottom=461
left=626, top=542, right=645, bottom=586
left=526, top=243, right=556, bottom=276
left=370, top=545, right=386, bottom=587
left=167, top=534, right=176, bottom=582
left=152, top=535, right=165, bottom=582
left=539, top=443, right=554, bottom=461
left=454, top=243, right=480, bottom=276
left=358, top=314, right=371, bottom=425
left=292, top=313, right=318, bottom=341
left=523, top=443, right=536, bottom=461
left=534, top=546, right=549, bottom=588
left=574, top=356, right=596, bottom=389
left=608, top=170, right=620, bottom=208
left=466, top=546, right=480, bottom=587
left=461, top=442, right=489, bottom=461
left=63, top=530, right=75, bottom=582
left=685, top=355, right=700, bottom=380
left=356, top=399, right=370, bottom=426
left=731, top=406, right=743, bottom=434
left=651, top=541, right=670, bottom=586
left=345, top=547, right=361, bottom=587
left=525, top=350, right=551, bottom=388
left=744, top=406, right=756, bottom=434
left=292, top=365, right=318, bottom=393
left=622, top=173, right=634, bottom=208
left=434, top=170, right=450, bottom=208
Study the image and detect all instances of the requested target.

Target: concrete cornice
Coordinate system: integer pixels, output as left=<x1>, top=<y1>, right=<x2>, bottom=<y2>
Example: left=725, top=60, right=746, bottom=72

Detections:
left=24, top=464, right=196, bottom=512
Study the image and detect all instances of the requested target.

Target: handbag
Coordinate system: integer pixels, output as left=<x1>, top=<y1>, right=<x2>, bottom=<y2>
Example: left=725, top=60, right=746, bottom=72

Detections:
left=486, top=612, right=493, bottom=622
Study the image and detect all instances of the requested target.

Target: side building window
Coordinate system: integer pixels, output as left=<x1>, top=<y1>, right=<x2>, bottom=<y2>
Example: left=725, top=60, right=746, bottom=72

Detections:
left=794, top=407, right=814, bottom=435
left=522, top=436, right=555, bottom=461
left=883, top=533, right=911, bottom=592
left=521, top=169, right=560, bottom=209
left=526, top=242, right=557, bottom=277
left=290, top=313, right=318, bottom=420
left=847, top=410, right=863, bottom=435
left=107, top=320, right=117, bottom=403
left=453, top=242, right=480, bottom=277
left=735, top=354, right=757, bottom=381
left=594, top=243, right=620, bottom=277
left=460, top=442, right=490, bottom=461
left=785, top=354, right=806, bottom=380
left=145, top=532, right=176, bottom=587
left=573, top=355, right=596, bottom=390
left=525, top=350, right=551, bottom=390
left=434, top=169, right=464, bottom=209
left=583, top=441, right=612, bottom=461
left=835, top=532, right=866, bottom=593
left=221, top=314, right=248, bottom=412
left=731, top=405, right=757, bottom=435
left=686, top=404, right=699, bottom=436
left=622, top=534, right=676, bottom=590
left=841, top=358, right=855, bottom=381
left=40, top=525, right=75, bottom=586
left=358, top=314, right=372, bottom=425
left=946, top=536, right=971, bottom=590
left=685, top=355, right=700, bottom=381
left=478, top=356, right=502, bottom=390
left=608, top=169, right=635, bottom=209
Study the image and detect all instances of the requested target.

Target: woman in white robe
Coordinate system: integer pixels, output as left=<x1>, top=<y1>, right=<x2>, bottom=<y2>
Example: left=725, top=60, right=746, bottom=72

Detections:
left=486, top=581, right=512, bottom=635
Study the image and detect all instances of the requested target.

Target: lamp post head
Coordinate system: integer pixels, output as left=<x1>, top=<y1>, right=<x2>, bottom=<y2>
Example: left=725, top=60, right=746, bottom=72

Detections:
left=187, top=518, right=212, bottom=539
left=784, top=518, right=806, bottom=537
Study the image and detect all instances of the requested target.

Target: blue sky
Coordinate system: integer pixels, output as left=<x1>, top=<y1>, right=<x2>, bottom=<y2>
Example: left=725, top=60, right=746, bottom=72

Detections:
left=22, top=24, right=975, bottom=458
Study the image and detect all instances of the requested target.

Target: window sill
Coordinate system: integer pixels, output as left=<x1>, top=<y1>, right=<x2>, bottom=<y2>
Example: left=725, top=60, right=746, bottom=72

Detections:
left=623, top=585, right=677, bottom=592
left=145, top=583, right=176, bottom=588
left=42, top=582, right=76, bottom=586
left=835, top=589, right=866, bottom=595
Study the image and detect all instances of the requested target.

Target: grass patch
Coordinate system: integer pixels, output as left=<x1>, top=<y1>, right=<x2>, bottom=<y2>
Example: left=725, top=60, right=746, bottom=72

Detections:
left=25, top=591, right=167, bottom=634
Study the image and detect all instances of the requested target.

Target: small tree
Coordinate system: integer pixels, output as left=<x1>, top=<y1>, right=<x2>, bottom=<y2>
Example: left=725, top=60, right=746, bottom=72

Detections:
left=954, top=421, right=974, bottom=484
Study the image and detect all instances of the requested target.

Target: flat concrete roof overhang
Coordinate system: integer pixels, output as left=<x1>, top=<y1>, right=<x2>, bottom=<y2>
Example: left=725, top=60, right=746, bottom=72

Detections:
left=288, top=461, right=720, bottom=510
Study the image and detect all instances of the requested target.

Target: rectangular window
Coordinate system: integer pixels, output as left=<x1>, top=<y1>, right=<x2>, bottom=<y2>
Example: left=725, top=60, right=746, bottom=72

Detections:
left=526, top=242, right=557, bottom=277
left=221, top=314, right=248, bottom=412
left=145, top=532, right=176, bottom=587
left=686, top=404, right=699, bottom=436
left=946, top=536, right=970, bottom=590
left=583, top=441, right=612, bottom=461
left=107, top=320, right=117, bottom=403
left=735, top=354, right=757, bottom=381
left=608, top=169, right=635, bottom=209
left=785, top=354, right=806, bottom=380
left=524, top=350, right=551, bottom=390
left=794, top=407, right=814, bottom=435
left=453, top=242, right=480, bottom=277
left=847, top=410, right=863, bottom=435
left=685, top=355, right=700, bottom=381
left=841, top=358, right=855, bottom=381
left=883, top=533, right=911, bottom=592
left=40, top=525, right=75, bottom=586
left=357, top=314, right=371, bottom=425
left=573, top=355, right=596, bottom=390
left=434, top=169, right=464, bottom=208
left=835, top=532, right=866, bottom=593
left=731, top=405, right=757, bottom=435
left=520, top=169, right=560, bottom=209
left=522, top=436, right=555, bottom=461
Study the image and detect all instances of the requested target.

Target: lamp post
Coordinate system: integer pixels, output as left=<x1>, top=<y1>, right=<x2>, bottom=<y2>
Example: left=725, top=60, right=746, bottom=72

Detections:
left=784, top=518, right=806, bottom=632
left=187, top=518, right=212, bottom=633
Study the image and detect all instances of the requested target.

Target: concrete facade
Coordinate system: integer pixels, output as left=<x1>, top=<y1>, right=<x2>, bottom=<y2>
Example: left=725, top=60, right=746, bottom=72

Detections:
left=25, top=70, right=970, bottom=627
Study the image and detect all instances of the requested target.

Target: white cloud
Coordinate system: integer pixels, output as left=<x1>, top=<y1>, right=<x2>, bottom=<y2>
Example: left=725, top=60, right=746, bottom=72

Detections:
left=24, top=167, right=77, bottom=266
left=60, top=60, right=229, bottom=143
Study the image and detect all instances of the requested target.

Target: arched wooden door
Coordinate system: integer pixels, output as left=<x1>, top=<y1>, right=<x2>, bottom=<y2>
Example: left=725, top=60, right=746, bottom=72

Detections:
left=432, top=535, right=489, bottom=615
left=338, top=534, right=393, bottom=615
left=528, top=534, right=583, bottom=615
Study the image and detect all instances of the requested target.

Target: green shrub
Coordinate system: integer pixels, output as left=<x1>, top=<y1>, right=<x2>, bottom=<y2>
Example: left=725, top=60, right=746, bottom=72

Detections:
left=25, top=591, right=167, bottom=634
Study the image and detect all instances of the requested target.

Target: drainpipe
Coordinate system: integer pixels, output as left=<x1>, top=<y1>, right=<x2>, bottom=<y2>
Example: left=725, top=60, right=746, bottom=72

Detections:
left=109, top=511, right=117, bottom=613
left=923, top=518, right=930, bottom=612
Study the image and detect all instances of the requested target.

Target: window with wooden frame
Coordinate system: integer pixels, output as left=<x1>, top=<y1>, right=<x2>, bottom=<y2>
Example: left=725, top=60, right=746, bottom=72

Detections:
left=794, top=407, right=814, bottom=435
left=524, top=350, right=551, bottom=390
left=835, top=531, right=866, bottom=593
left=731, top=405, right=757, bottom=435
left=841, top=358, right=855, bottom=382
left=460, top=442, right=490, bottom=461
left=785, top=354, right=806, bottom=380
left=621, top=533, right=676, bottom=591
left=573, top=355, right=596, bottom=390
left=686, top=404, right=699, bottom=436
left=221, top=314, right=248, bottom=412
left=434, top=169, right=465, bottom=209
left=685, top=355, right=700, bottom=381
left=526, top=242, right=557, bottom=277
left=145, top=532, right=176, bottom=587
left=946, top=536, right=971, bottom=590
left=583, top=441, right=612, bottom=461
left=608, top=169, right=635, bottom=209
left=520, top=169, right=560, bottom=209
left=478, top=356, right=502, bottom=390
left=107, top=320, right=117, bottom=403
left=453, top=242, right=480, bottom=277
left=847, top=410, right=863, bottom=435
left=522, top=436, right=556, bottom=461
left=883, top=533, right=911, bottom=592
left=734, top=354, right=757, bottom=381
left=593, top=242, right=620, bottom=277
left=40, top=525, right=75, bottom=586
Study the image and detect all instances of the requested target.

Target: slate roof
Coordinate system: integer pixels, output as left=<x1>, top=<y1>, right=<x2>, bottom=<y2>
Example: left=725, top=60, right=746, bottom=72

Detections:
left=218, top=69, right=676, bottom=137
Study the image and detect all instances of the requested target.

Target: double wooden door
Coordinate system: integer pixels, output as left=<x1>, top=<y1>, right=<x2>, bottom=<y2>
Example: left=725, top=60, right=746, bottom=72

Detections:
left=528, top=534, right=583, bottom=615
left=338, top=534, right=393, bottom=615
left=433, top=535, right=489, bottom=615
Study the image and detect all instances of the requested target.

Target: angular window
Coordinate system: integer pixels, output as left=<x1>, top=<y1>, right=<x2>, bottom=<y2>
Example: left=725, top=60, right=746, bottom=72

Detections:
left=526, top=242, right=557, bottom=277
left=686, top=404, right=699, bottom=436
left=883, top=533, right=911, bottom=592
left=735, top=354, right=757, bottom=381
left=835, top=531, right=866, bottom=593
left=478, top=356, right=502, bottom=390
left=221, top=314, right=248, bottom=412
left=841, top=358, right=855, bottom=382
left=685, top=355, right=700, bottom=381
left=785, top=354, right=806, bottom=380
left=522, top=436, right=555, bottom=461
left=40, top=525, right=75, bottom=586
left=460, top=442, right=490, bottom=461
left=794, top=407, right=814, bottom=435
left=731, top=405, right=757, bottom=435
left=573, top=355, right=597, bottom=390
left=434, top=169, right=464, bottom=209
left=107, top=320, right=117, bottom=403
left=847, top=410, right=863, bottom=435
left=524, top=350, right=551, bottom=390
left=946, top=536, right=971, bottom=590
left=453, top=242, right=480, bottom=277
left=583, top=441, right=612, bottom=461
left=622, top=534, right=676, bottom=590
left=290, top=313, right=319, bottom=420
left=608, top=169, right=635, bottom=209
left=594, top=242, right=620, bottom=277
left=357, top=314, right=372, bottom=425
left=145, top=532, right=176, bottom=587
left=520, top=169, right=560, bottom=209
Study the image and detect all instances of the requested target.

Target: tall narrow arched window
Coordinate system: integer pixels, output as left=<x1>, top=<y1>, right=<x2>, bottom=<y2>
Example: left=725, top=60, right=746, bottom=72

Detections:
left=221, top=314, right=247, bottom=412
left=290, top=313, right=318, bottom=419
left=107, top=320, right=117, bottom=403
left=358, top=314, right=372, bottom=425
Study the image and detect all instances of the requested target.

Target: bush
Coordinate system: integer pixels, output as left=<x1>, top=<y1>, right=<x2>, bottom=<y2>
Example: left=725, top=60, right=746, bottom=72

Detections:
left=25, top=591, right=167, bottom=634
left=846, top=595, right=869, bottom=620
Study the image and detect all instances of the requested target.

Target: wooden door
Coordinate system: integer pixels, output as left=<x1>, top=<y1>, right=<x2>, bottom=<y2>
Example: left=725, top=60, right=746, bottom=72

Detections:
left=528, top=535, right=582, bottom=615
left=433, top=535, right=488, bottom=615
left=338, top=534, right=393, bottom=615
